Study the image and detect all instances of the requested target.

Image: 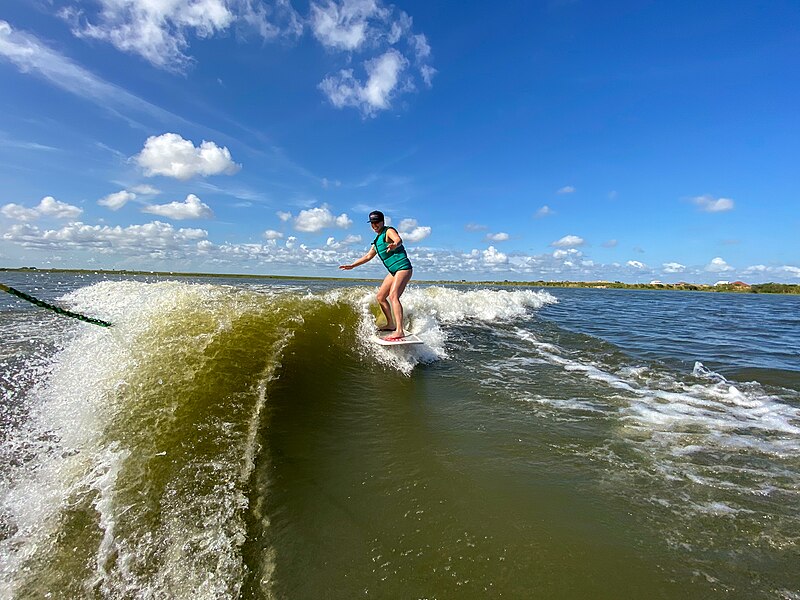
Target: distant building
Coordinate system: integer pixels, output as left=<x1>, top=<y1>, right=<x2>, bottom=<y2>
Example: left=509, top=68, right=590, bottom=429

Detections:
left=714, top=280, right=730, bottom=286
left=649, top=280, right=663, bottom=285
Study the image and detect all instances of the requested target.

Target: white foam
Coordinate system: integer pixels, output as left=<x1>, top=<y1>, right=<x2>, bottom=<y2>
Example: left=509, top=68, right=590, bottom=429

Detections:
left=0, top=281, right=286, bottom=598
left=342, top=286, right=557, bottom=376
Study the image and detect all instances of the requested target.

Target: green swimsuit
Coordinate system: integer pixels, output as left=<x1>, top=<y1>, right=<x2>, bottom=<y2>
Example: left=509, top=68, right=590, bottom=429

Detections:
left=373, top=227, right=412, bottom=275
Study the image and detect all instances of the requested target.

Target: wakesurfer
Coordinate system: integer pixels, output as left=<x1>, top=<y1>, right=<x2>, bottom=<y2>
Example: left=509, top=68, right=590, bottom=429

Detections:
left=339, top=210, right=413, bottom=341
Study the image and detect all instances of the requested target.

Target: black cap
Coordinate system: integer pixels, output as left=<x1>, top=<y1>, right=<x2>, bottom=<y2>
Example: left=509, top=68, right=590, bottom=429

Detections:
left=368, top=210, right=384, bottom=223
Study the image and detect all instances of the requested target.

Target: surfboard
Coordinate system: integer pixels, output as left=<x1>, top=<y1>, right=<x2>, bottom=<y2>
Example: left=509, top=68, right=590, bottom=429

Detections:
left=373, top=331, right=424, bottom=346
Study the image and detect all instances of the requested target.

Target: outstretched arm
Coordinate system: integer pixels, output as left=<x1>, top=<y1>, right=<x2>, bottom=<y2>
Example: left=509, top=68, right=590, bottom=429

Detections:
left=339, top=246, right=377, bottom=270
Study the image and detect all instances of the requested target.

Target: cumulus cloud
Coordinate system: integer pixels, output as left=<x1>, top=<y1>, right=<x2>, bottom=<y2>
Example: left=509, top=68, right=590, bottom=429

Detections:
left=706, top=256, right=734, bottom=272
left=98, top=190, right=136, bottom=210
left=482, top=246, right=507, bottom=265
left=486, top=232, right=510, bottom=242
left=627, top=260, right=646, bottom=269
left=136, top=133, right=241, bottom=180
left=292, top=206, right=352, bottom=232
left=142, top=194, right=213, bottom=220
left=551, top=235, right=585, bottom=248
left=693, top=194, right=734, bottom=213
left=535, top=205, right=554, bottom=218
left=397, top=218, right=431, bottom=243
left=1, top=196, right=82, bottom=221
left=60, top=0, right=302, bottom=72
left=264, top=229, right=284, bottom=240
left=325, top=233, right=363, bottom=249
left=743, top=265, right=800, bottom=279
left=2, top=220, right=207, bottom=256
left=662, top=262, right=686, bottom=273
left=553, top=248, right=582, bottom=260
left=557, top=186, right=575, bottom=194
left=319, top=49, right=408, bottom=117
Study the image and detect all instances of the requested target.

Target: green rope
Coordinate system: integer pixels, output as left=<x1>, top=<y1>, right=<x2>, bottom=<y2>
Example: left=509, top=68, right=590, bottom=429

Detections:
left=1, top=283, right=112, bottom=328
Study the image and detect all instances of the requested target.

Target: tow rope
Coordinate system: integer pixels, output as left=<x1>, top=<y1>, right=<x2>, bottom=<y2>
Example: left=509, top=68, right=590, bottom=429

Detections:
left=1, top=283, right=112, bottom=328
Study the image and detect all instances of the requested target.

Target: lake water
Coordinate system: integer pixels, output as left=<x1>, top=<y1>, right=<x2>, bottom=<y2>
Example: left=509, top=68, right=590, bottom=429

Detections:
left=1, top=272, right=798, bottom=598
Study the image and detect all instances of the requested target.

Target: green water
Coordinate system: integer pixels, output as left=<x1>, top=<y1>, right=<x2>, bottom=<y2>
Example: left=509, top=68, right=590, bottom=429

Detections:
left=1, top=276, right=798, bottom=598
left=245, top=319, right=697, bottom=598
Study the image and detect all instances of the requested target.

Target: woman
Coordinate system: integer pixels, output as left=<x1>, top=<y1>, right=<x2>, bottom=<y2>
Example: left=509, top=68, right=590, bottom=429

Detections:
left=339, top=210, right=413, bottom=341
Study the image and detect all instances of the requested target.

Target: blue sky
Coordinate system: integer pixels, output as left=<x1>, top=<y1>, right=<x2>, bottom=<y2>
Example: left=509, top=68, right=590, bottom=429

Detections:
left=1, top=0, right=798, bottom=283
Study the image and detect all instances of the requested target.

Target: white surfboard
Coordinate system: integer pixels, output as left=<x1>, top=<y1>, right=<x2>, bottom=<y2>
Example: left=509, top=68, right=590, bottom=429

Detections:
left=373, top=331, right=423, bottom=346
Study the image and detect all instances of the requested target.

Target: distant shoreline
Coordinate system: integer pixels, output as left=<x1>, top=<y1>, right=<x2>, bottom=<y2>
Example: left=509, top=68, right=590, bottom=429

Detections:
left=1, top=267, right=798, bottom=294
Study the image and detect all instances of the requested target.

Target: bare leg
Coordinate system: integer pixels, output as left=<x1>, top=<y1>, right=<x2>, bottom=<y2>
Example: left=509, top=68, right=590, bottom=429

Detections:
left=376, top=273, right=396, bottom=329
left=388, top=269, right=412, bottom=338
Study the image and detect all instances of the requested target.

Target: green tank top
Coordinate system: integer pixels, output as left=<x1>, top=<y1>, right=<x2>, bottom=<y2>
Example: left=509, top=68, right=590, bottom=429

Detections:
left=373, top=227, right=412, bottom=275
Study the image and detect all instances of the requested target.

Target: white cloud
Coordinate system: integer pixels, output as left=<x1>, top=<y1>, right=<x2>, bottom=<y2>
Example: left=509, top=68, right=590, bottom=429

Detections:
left=740, top=264, right=800, bottom=279
left=662, top=262, right=686, bottom=273
left=706, top=256, right=734, bottom=272
left=0, top=203, right=38, bottom=222
left=2, top=220, right=207, bottom=256
left=1, top=196, right=82, bottom=221
left=285, top=236, right=297, bottom=249
left=293, top=206, right=352, bottom=232
left=36, top=196, right=83, bottom=219
left=551, top=235, right=585, bottom=248
left=264, top=229, right=284, bottom=240
left=277, top=211, right=292, bottom=222
left=535, top=205, right=554, bottom=218
left=309, top=0, right=433, bottom=113
left=397, top=218, right=431, bottom=243
left=130, top=184, right=160, bottom=195
left=320, top=49, right=408, bottom=117
left=398, top=222, right=431, bottom=243
left=465, top=223, right=488, bottom=231
left=693, top=195, right=734, bottom=213
left=482, top=246, right=507, bottom=265
left=98, top=190, right=136, bottom=211
left=335, top=213, right=352, bottom=228
left=411, top=33, right=431, bottom=60
left=324, top=234, right=362, bottom=249
left=309, top=0, right=384, bottom=51
left=61, top=0, right=302, bottom=72
left=627, top=260, right=646, bottom=269
left=420, top=64, right=436, bottom=87
left=136, top=133, right=240, bottom=180
left=486, top=232, right=510, bottom=242
left=553, top=248, right=581, bottom=260
left=602, top=239, right=618, bottom=248
left=142, top=194, right=214, bottom=220
left=557, top=186, right=575, bottom=194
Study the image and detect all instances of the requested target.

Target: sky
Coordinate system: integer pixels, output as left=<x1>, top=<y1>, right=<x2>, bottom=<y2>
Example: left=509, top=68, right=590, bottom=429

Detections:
left=1, top=0, right=798, bottom=283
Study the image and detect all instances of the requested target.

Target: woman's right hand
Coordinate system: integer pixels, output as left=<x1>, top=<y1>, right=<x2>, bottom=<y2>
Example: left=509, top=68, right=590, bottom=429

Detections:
left=339, top=265, right=354, bottom=270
